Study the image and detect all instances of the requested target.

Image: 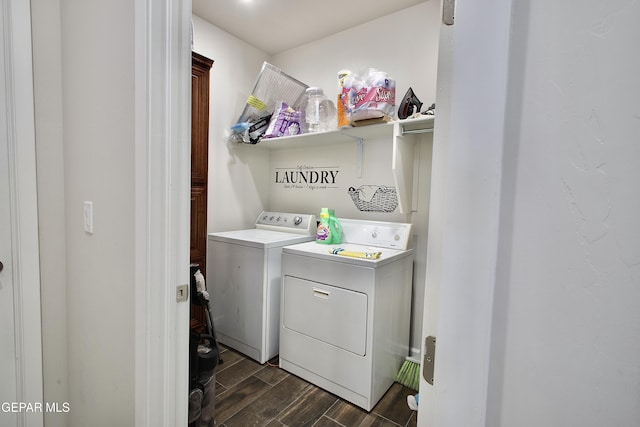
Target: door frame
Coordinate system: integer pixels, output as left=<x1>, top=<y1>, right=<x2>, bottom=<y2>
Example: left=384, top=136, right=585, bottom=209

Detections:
left=2, top=0, right=44, bottom=425
left=134, top=0, right=192, bottom=425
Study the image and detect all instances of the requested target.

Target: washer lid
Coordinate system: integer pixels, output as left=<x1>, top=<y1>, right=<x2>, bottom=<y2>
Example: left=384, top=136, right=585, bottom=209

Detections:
left=282, top=241, right=413, bottom=267
left=208, top=229, right=315, bottom=249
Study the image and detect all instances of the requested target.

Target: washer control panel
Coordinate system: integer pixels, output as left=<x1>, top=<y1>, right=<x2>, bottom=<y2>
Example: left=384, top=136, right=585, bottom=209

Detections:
left=255, top=211, right=317, bottom=235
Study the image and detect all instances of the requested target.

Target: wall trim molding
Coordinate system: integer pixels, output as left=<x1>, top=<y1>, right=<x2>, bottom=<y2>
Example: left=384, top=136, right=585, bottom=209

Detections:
left=1, top=0, right=44, bottom=425
left=134, top=0, right=191, bottom=425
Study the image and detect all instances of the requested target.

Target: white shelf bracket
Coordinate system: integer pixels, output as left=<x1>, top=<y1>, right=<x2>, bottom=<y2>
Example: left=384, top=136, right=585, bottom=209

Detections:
left=356, top=137, right=363, bottom=177
left=343, top=133, right=365, bottom=177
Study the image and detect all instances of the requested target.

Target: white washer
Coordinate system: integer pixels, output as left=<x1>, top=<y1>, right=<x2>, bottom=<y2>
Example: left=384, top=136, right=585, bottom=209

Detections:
left=207, top=211, right=316, bottom=364
left=279, top=218, right=414, bottom=411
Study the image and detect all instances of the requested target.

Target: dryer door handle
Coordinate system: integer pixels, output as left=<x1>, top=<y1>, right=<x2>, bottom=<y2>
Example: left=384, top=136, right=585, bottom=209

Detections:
left=312, top=288, right=330, bottom=299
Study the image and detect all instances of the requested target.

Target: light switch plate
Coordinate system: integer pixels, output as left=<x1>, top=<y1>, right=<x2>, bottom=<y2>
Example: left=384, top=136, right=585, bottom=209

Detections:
left=176, top=284, right=189, bottom=302
left=83, top=201, right=94, bottom=234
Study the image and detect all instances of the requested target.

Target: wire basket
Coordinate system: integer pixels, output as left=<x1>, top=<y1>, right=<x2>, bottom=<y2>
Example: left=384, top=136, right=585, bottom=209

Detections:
left=348, top=186, right=398, bottom=212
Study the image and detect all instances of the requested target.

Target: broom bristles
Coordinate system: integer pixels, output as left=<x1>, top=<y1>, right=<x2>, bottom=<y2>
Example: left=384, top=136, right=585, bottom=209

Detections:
left=395, top=359, right=420, bottom=391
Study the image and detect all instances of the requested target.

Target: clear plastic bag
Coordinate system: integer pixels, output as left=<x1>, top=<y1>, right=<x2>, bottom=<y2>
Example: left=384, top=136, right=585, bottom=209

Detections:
left=341, top=68, right=396, bottom=124
left=229, top=62, right=308, bottom=144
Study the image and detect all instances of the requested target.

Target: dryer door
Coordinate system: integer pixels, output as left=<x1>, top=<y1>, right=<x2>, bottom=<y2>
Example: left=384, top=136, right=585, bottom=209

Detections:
left=282, top=276, right=367, bottom=356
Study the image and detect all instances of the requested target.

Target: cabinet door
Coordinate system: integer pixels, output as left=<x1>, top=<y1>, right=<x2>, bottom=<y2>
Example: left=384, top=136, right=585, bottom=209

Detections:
left=190, top=185, right=208, bottom=270
left=190, top=52, right=213, bottom=275
left=190, top=52, right=213, bottom=328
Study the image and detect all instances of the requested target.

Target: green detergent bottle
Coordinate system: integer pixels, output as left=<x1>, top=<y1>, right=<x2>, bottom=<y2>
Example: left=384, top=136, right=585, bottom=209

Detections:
left=328, top=209, right=342, bottom=244
left=316, top=208, right=332, bottom=244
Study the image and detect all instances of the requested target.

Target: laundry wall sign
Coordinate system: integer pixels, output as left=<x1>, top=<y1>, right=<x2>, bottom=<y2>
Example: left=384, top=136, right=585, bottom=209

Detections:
left=274, top=165, right=340, bottom=191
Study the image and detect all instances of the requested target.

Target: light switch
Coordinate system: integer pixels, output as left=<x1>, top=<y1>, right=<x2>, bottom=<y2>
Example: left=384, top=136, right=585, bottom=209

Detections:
left=84, top=201, right=94, bottom=234
left=176, top=284, right=189, bottom=302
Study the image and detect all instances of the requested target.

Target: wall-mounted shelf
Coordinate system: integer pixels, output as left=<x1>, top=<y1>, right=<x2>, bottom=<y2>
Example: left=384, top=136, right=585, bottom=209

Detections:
left=254, top=122, right=385, bottom=150
left=245, top=115, right=434, bottom=214
left=254, top=115, right=434, bottom=150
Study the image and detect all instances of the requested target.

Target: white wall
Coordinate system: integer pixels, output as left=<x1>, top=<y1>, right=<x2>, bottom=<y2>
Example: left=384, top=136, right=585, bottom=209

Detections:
left=488, top=0, right=640, bottom=425
left=266, top=1, right=440, bottom=223
left=36, top=0, right=136, bottom=424
left=269, top=2, right=440, bottom=118
left=34, top=1, right=190, bottom=424
left=192, top=15, right=271, bottom=232
left=269, top=2, right=440, bottom=353
left=193, top=1, right=440, bottom=354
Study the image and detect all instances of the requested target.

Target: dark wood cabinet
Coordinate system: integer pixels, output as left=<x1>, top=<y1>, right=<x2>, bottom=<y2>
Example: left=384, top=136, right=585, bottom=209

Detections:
left=190, top=52, right=213, bottom=277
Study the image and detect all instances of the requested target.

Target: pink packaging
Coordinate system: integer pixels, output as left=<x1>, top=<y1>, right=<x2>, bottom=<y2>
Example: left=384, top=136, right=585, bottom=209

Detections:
left=343, top=69, right=396, bottom=123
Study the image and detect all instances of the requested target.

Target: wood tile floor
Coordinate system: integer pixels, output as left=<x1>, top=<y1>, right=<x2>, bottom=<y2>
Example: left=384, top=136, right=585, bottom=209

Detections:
left=214, top=345, right=418, bottom=427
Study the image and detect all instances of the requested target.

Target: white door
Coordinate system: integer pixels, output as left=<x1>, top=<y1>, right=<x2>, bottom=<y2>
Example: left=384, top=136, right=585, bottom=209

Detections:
left=1, top=0, right=44, bottom=426
left=418, top=0, right=513, bottom=425
left=415, top=2, right=454, bottom=424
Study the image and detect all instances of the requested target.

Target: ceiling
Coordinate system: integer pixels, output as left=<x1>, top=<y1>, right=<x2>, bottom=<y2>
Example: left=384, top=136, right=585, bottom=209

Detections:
left=192, top=0, right=429, bottom=55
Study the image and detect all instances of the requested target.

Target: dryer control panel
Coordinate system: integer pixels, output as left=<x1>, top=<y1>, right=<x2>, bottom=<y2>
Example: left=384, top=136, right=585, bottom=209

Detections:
left=339, top=219, right=412, bottom=250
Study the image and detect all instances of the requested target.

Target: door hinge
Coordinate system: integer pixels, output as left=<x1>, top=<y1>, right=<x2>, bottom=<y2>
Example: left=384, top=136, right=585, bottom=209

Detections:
left=176, top=284, right=189, bottom=302
left=423, top=336, right=436, bottom=385
left=443, top=0, right=455, bottom=25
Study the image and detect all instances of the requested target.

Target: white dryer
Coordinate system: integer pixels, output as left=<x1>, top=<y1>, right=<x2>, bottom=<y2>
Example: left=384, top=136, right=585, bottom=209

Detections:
left=207, top=211, right=316, bottom=364
left=279, top=218, right=414, bottom=411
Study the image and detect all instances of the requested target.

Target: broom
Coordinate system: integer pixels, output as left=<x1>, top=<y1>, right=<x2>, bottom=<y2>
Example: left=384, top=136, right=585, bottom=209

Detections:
left=395, top=355, right=421, bottom=391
